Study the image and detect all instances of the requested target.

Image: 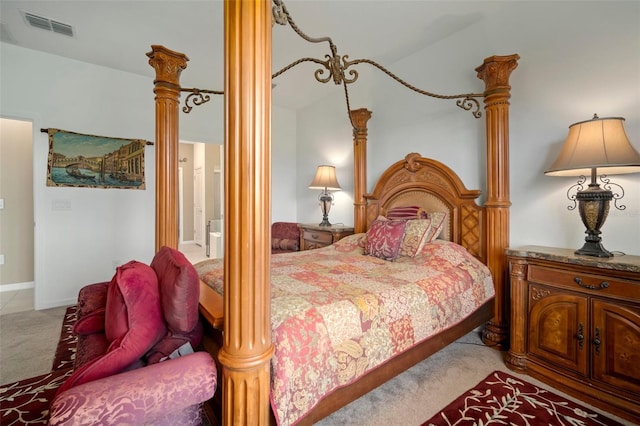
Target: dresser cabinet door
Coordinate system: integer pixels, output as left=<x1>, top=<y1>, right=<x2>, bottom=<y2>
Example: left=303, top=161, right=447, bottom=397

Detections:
left=591, top=299, right=640, bottom=396
left=528, top=284, right=588, bottom=376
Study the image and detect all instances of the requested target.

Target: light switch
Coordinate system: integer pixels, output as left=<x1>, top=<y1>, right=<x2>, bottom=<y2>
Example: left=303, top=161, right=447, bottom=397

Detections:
left=0, top=198, right=4, bottom=209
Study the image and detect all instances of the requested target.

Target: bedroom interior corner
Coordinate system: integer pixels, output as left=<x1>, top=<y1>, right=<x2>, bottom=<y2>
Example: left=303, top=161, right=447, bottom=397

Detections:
left=0, top=306, right=633, bottom=426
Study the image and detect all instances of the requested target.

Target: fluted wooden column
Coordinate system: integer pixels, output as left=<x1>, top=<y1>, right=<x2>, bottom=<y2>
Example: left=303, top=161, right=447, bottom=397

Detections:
left=147, top=45, right=188, bottom=251
left=476, top=54, right=519, bottom=350
left=351, top=109, right=372, bottom=234
left=218, top=1, right=274, bottom=425
left=505, top=257, right=528, bottom=370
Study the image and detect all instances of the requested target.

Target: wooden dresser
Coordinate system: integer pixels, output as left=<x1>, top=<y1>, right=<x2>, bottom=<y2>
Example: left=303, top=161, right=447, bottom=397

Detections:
left=505, top=246, right=640, bottom=424
left=297, top=224, right=354, bottom=251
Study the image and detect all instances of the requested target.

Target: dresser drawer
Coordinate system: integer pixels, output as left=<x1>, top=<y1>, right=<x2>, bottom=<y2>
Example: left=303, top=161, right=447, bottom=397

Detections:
left=528, top=265, right=638, bottom=300
left=303, top=230, right=333, bottom=245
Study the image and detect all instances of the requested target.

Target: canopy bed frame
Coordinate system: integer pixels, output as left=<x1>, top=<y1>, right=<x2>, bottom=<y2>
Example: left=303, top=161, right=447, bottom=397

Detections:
left=147, top=2, right=518, bottom=424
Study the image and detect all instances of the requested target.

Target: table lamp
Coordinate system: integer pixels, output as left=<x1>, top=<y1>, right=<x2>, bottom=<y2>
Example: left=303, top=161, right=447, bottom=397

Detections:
left=309, top=165, right=341, bottom=226
left=545, top=114, right=640, bottom=257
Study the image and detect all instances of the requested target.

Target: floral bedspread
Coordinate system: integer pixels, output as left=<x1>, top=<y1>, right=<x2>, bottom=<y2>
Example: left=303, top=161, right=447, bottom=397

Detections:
left=195, top=234, right=495, bottom=426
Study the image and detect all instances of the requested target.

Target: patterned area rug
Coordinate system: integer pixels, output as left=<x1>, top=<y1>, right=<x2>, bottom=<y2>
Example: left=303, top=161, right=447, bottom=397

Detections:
left=422, top=371, right=623, bottom=426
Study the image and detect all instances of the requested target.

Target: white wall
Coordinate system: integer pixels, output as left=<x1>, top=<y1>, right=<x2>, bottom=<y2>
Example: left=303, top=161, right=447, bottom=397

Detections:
left=296, top=1, right=640, bottom=256
left=272, top=107, right=298, bottom=222
left=0, top=43, right=297, bottom=309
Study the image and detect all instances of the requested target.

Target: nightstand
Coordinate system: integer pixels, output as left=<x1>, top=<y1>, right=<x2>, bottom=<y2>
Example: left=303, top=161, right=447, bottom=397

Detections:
left=297, top=224, right=354, bottom=251
left=505, top=246, right=640, bottom=424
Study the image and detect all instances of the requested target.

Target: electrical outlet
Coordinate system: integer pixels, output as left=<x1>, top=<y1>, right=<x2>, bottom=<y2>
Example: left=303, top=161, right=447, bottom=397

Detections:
left=0, top=198, right=4, bottom=209
left=0, top=254, right=5, bottom=265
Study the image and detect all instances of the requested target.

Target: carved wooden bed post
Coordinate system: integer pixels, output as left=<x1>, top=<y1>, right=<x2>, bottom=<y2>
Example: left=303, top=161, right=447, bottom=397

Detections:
left=147, top=45, right=189, bottom=251
left=218, top=1, right=274, bottom=425
left=351, top=108, right=372, bottom=234
left=476, top=54, right=520, bottom=349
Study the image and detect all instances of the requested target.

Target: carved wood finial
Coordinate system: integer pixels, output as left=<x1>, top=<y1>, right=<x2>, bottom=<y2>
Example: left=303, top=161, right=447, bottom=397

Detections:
left=404, top=153, right=422, bottom=172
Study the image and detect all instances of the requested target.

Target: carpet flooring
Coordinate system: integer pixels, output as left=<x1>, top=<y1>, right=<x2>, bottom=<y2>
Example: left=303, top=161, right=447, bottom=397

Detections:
left=0, top=308, right=634, bottom=426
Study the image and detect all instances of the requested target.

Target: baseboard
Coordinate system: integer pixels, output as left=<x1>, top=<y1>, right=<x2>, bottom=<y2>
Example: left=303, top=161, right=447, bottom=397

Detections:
left=34, top=297, right=76, bottom=310
left=0, top=281, right=35, bottom=292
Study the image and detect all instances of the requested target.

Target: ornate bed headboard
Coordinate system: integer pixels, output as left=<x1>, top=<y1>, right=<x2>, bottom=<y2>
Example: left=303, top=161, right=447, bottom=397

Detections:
left=364, top=153, right=485, bottom=263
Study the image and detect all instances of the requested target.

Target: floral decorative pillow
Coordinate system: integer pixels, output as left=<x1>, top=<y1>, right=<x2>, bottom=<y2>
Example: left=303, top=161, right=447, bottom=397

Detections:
left=425, top=211, right=447, bottom=240
left=364, top=218, right=407, bottom=261
left=399, top=219, right=433, bottom=257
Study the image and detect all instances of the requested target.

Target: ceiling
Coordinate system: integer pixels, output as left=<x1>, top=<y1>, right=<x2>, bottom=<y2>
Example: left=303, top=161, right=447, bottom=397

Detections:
left=0, top=1, right=501, bottom=110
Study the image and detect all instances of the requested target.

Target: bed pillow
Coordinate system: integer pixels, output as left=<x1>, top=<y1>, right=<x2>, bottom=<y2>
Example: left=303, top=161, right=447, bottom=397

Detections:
left=364, top=218, right=407, bottom=261
left=399, top=219, right=433, bottom=257
left=386, top=205, right=424, bottom=220
left=424, top=211, right=447, bottom=240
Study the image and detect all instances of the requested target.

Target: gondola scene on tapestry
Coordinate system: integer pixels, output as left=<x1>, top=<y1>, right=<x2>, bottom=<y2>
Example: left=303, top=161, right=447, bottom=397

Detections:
left=45, top=128, right=148, bottom=189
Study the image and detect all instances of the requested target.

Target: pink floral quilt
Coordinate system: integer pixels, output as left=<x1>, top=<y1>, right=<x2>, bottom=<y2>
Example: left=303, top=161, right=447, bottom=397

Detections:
left=195, top=234, right=494, bottom=426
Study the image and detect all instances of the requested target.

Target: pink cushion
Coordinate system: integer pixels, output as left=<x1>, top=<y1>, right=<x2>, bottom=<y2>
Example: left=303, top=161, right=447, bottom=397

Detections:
left=151, top=246, right=200, bottom=334
left=386, top=205, right=428, bottom=220
left=57, top=261, right=166, bottom=395
left=364, top=219, right=407, bottom=261
left=73, top=308, right=105, bottom=335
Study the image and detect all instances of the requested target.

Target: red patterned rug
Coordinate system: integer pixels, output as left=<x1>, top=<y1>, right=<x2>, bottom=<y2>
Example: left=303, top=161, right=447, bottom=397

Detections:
left=422, top=371, right=624, bottom=426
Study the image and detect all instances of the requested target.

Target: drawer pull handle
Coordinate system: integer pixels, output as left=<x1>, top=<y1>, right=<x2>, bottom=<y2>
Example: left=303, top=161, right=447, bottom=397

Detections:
left=311, top=234, right=319, bottom=239
left=573, top=277, right=609, bottom=290
left=593, top=327, right=601, bottom=354
left=576, top=323, right=584, bottom=349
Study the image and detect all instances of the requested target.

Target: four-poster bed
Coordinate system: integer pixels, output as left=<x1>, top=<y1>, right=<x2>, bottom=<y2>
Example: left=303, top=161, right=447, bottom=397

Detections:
left=147, top=2, right=518, bottom=424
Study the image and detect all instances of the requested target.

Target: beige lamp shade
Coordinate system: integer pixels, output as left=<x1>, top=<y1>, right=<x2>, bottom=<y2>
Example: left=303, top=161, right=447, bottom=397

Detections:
left=545, top=115, right=640, bottom=176
left=309, top=165, right=342, bottom=190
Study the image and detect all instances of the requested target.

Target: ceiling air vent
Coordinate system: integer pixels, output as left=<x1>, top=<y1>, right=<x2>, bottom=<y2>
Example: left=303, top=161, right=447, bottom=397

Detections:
left=0, top=22, right=17, bottom=44
left=23, top=12, right=74, bottom=37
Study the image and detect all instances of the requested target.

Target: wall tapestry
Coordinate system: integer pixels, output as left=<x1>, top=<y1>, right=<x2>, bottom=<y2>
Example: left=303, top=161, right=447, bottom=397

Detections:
left=46, top=128, right=149, bottom=189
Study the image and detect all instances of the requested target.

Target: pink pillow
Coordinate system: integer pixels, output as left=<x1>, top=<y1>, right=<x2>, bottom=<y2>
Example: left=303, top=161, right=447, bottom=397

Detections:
left=364, top=219, right=407, bottom=261
left=73, top=308, right=105, bottom=335
left=57, top=261, right=166, bottom=395
left=399, top=219, right=433, bottom=257
left=386, top=205, right=423, bottom=220
left=150, top=246, right=200, bottom=334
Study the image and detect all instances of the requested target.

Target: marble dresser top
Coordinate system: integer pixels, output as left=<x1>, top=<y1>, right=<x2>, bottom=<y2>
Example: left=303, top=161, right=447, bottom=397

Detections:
left=506, top=246, right=640, bottom=274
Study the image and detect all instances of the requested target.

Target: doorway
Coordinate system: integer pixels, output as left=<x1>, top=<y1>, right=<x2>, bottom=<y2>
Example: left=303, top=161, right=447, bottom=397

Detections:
left=178, top=141, right=223, bottom=263
left=0, top=117, right=35, bottom=314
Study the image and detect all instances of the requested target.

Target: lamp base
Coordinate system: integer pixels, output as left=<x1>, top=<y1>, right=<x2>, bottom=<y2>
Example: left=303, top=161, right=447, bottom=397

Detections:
left=574, top=179, right=614, bottom=259
left=318, top=218, right=332, bottom=227
left=575, top=241, right=613, bottom=258
left=317, top=190, right=334, bottom=227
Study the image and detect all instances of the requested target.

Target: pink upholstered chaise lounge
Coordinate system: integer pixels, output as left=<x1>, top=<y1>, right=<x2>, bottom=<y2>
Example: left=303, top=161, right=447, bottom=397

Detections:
left=0, top=246, right=217, bottom=426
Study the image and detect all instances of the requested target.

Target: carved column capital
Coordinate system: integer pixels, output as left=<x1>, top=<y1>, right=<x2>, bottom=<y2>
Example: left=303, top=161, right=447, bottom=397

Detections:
left=475, top=54, right=520, bottom=96
left=146, top=45, right=189, bottom=86
left=350, top=108, right=372, bottom=138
